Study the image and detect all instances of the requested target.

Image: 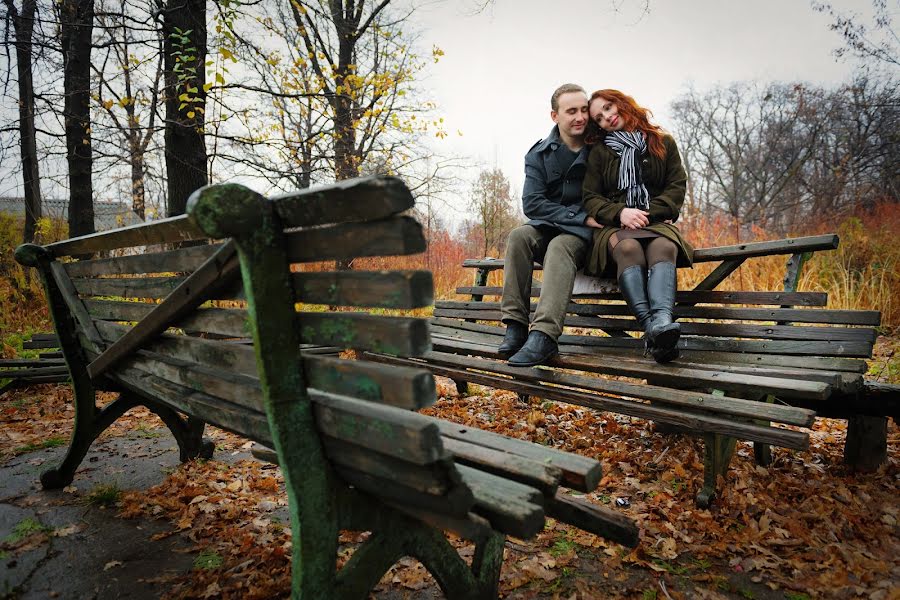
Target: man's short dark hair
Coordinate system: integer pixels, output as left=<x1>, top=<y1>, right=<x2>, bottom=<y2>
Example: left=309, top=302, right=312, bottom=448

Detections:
left=551, top=84, right=587, bottom=112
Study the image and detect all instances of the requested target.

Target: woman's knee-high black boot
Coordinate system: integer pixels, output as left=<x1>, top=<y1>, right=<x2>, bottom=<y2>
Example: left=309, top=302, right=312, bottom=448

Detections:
left=646, top=262, right=680, bottom=363
left=617, top=265, right=654, bottom=354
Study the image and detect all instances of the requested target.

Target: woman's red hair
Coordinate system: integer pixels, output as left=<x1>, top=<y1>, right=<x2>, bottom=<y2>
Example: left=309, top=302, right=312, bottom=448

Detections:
left=587, top=89, right=666, bottom=160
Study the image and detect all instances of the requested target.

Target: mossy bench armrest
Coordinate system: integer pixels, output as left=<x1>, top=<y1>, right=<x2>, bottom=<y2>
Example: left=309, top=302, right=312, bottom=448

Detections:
left=15, top=175, right=638, bottom=599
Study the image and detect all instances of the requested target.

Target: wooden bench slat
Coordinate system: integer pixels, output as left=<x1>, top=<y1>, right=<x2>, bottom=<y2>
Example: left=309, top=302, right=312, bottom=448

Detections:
left=293, top=270, right=434, bottom=309
left=322, top=436, right=462, bottom=497
left=272, top=175, right=414, bottom=228
left=0, top=359, right=65, bottom=367
left=435, top=300, right=881, bottom=326
left=430, top=336, right=831, bottom=401
left=442, top=437, right=563, bottom=495
left=457, top=464, right=545, bottom=539
left=312, top=391, right=446, bottom=465
left=0, top=366, right=70, bottom=378
left=547, top=492, right=640, bottom=547
left=87, top=241, right=241, bottom=379
left=372, top=353, right=810, bottom=450
left=405, top=405, right=602, bottom=492
left=333, top=465, right=472, bottom=519
left=94, top=320, right=436, bottom=409
left=455, top=287, right=830, bottom=306
left=460, top=235, right=840, bottom=271
left=45, top=214, right=206, bottom=257
left=420, top=349, right=818, bottom=424
left=433, top=308, right=875, bottom=343
left=284, top=216, right=426, bottom=263
left=64, top=244, right=221, bottom=277
left=298, top=312, right=431, bottom=356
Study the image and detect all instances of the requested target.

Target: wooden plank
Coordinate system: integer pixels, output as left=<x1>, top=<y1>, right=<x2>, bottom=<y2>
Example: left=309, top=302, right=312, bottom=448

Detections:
left=118, top=349, right=263, bottom=413
left=29, top=333, right=58, bottom=341
left=460, top=235, right=839, bottom=270
left=87, top=300, right=249, bottom=337
left=457, top=464, right=545, bottom=539
left=22, top=338, right=60, bottom=349
left=105, top=361, right=273, bottom=445
left=297, top=312, right=431, bottom=356
left=293, top=270, right=433, bottom=309
left=419, top=349, right=818, bottom=424
left=87, top=241, right=241, bottom=379
left=434, top=301, right=881, bottom=327
left=285, top=216, right=426, bottom=263
left=0, top=359, right=65, bottom=367
left=374, top=354, right=809, bottom=450
left=64, top=243, right=221, bottom=277
left=426, top=415, right=602, bottom=492
left=45, top=214, right=206, bottom=257
left=333, top=465, right=472, bottom=519
left=322, top=436, right=463, bottom=498
left=455, top=287, right=829, bottom=306
left=557, top=332, right=873, bottom=358
left=306, top=357, right=437, bottom=410
left=0, top=366, right=70, bottom=379
left=433, top=308, right=874, bottom=343
left=546, top=492, right=639, bottom=548
left=430, top=335, right=831, bottom=400
left=442, top=437, right=562, bottom=495
left=72, top=276, right=186, bottom=299
left=93, top=320, right=257, bottom=375
left=691, top=234, right=839, bottom=262
left=93, top=320, right=435, bottom=408
left=431, top=319, right=869, bottom=372
left=272, top=175, right=415, bottom=227
left=312, top=391, right=446, bottom=465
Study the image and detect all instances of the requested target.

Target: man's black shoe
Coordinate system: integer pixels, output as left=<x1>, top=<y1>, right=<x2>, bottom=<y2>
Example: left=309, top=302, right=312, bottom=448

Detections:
left=508, top=330, right=558, bottom=367
left=498, top=321, right=529, bottom=357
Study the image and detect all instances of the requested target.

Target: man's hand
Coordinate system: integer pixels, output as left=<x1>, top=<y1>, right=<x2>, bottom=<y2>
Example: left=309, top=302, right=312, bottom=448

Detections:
left=585, top=215, right=604, bottom=229
left=620, top=208, right=650, bottom=229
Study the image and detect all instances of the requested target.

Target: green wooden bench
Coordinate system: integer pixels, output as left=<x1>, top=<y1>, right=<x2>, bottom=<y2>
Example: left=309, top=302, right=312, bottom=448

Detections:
left=370, top=235, right=898, bottom=507
left=14, top=176, right=638, bottom=599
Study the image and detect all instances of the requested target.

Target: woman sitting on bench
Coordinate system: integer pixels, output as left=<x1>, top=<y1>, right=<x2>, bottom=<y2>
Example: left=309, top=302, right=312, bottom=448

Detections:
left=581, top=89, right=693, bottom=363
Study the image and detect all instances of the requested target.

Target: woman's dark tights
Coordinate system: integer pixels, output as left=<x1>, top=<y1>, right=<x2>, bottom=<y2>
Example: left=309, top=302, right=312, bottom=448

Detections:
left=610, top=236, right=677, bottom=278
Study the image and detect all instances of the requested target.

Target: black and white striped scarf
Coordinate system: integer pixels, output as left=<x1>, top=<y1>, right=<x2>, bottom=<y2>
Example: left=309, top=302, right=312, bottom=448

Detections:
left=604, top=130, right=649, bottom=211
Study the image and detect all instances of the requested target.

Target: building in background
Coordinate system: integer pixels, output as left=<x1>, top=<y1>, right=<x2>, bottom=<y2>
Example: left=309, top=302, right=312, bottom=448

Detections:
left=0, top=197, right=144, bottom=231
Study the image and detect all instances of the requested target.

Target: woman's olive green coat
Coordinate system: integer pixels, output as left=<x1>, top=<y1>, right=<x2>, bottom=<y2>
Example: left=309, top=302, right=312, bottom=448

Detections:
left=582, top=133, right=694, bottom=277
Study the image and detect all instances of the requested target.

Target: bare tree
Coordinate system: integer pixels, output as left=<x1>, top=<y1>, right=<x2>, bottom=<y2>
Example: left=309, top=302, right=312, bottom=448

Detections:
left=92, top=0, right=163, bottom=220
left=812, top=0, right=899, bottom=69
left=2, top=0, right=42, bottom=242
left=59, top=0, right=95, bottom=238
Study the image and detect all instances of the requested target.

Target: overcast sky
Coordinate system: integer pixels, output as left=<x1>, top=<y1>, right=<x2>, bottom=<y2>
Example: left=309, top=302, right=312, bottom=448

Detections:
left=411, top=0, right=877, bottom=223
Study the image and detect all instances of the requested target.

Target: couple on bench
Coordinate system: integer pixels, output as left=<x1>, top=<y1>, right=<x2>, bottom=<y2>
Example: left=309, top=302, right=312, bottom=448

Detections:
left=499, top=84, right=693, bottom=367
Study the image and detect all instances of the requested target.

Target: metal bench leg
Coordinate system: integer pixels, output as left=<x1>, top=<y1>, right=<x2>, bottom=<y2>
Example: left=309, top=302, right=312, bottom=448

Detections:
left=752, top=394, right=777, bottom=467
left=696, top=432, right=737, bottom=509
left=41, top=392, right=141, bottom=489
left=844, top=415, right=887, bottom=472
left=143, top=398, right=215, bottom=463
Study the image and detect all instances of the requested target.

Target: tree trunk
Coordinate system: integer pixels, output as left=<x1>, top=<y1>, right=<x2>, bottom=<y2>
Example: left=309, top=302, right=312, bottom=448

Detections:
left=60, top=0, right=95, bottom=239
left=7, top=0, right=42, bottom=243
left=162, top=0, right=207, bottom=217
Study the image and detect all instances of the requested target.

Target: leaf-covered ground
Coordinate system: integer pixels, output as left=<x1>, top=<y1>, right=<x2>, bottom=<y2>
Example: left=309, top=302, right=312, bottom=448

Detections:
left=1, top=339, right=898, bottom=599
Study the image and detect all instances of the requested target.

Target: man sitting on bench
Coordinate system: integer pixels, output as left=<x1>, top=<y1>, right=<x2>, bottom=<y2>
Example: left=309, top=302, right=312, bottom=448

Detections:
left=499, top=83, right=594, bottom=367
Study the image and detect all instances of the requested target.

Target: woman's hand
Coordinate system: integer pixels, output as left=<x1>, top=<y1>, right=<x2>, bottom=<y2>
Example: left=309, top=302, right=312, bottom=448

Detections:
left=620, top=207, right=650, bottom=229
left=585, top=215, right=604, bottom=229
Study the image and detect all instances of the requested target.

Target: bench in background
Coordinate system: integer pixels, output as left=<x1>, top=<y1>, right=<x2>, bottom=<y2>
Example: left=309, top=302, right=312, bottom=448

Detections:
left=372, top=235, right=898, bottom=507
